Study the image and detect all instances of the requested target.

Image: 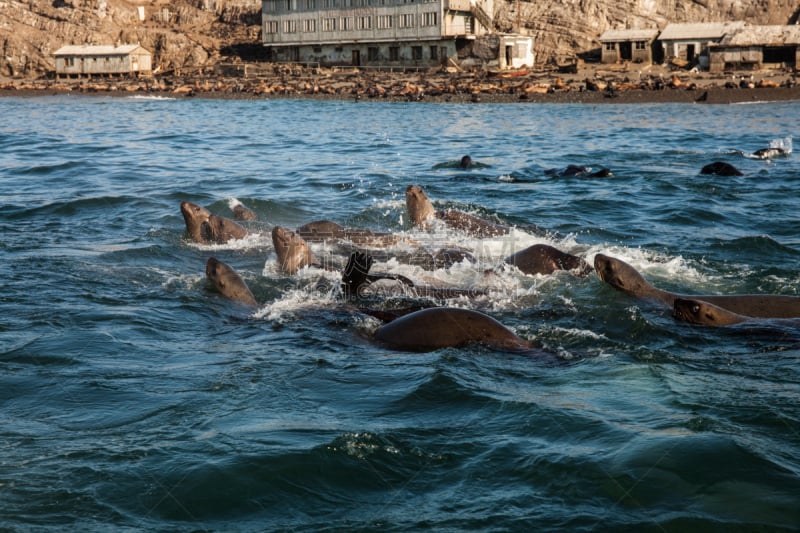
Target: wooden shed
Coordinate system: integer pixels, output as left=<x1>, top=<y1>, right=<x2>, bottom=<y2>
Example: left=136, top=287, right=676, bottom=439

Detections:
left=54, top=44, right=152, bottom=78
left=708, top=25, right=800, bottom=73
left=599, top=29, right=660, bottom=64
left=658, top=22, right=744, bottom=68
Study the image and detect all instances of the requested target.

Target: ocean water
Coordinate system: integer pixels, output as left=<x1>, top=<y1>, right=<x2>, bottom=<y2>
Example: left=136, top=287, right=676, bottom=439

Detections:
left=1, top=94, right=799, bottom=531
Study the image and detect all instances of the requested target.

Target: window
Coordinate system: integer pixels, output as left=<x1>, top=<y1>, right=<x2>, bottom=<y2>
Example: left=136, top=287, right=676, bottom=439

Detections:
left=283, top=20, right=297, bottom=33
left=605, top=43, right=616, bottom=50
left=399, top=13, right=415, bottom=28
left=285, top=0, right=296, bottom=10
left=368, top=47, right=379, bottom=61
left=421, top=11, right=437, bottom=26
left=389, top=46, right=399, bottom=61
left=377, top=15, right=393, bottom=29
left=356, top=16, right=371, bottom=30
left=322, top=0, right=335, bottom=7
left=412, top=46, right=422, bottom=60
left=265, top=20, right=279, bottom=33
left=430, top=46, right=437, bottom=60
left=304, top=0, right=316, bottom=8
left=635, top=41, right=647, bottom=50
left=303, top=19, right=316, bottom=32
left=322, top=17, right=336, bottom=31
left=340, top=17, right=353, bottom=30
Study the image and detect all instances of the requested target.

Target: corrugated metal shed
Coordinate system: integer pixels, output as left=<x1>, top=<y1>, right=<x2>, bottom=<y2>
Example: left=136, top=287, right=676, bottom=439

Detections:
left=599, top=29, right=659, bottom=43
left=54, top=44, right=147, bottom=56
left=720, top=25, right=800, bottom=46
left=658, top=22, right=745, bottom=41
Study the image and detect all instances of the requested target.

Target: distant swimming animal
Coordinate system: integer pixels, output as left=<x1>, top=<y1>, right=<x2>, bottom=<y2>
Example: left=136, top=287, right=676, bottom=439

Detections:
left=373, top=307, right=532, bottom=352
left=594, top=253, right=800, bottom=319
left=459, top=155, right=473, bottom=169
left=544, top=165, right=612, bottom=178
left=205, top=257, right=257, bottom=306
left=405, top=184, right=510, bottom=238
left=700, top=162, right=743, bottom=176
left=751, top=147, right=788, bottom=160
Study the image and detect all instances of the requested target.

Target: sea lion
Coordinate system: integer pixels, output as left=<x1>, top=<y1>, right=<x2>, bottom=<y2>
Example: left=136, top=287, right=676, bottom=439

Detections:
left=202, top=214, right=248, bottom=244
left=373, top=307, right=532, bottom=352
left=459, top=155, right=473, bottom=169
left=180, top=201, right=249, bottom=244
left=504, top=244, right=592, bottom=277
left=751, top=147, right=787, bottom=160
left=406, top=185, right=510, bottom=237
left=700, top=162, right=743, bottom=176
left=180, top=201, right=212, bottom=242
left=594, top=253, right=800, bottom=319
left=296, top=220, right=413, bottom=247
left=673, top=297, right=800, bottom=328
left=205, top=257, right=258, bottom=306
left=232, top=203, right=258, bottom=221
left=272, top=226, right=320, bottom=274
left=544, top=165, right=612, bottom=178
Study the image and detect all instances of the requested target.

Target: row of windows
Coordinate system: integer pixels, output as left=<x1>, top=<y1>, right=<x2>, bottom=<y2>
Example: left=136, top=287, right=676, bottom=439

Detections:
left=604, top=41, right=649, bottom=51
left=266, top=11, right=438, bottom=33
left=366, top=45, right=441, bottom=60
left=268, top=0, right=437, bottom=11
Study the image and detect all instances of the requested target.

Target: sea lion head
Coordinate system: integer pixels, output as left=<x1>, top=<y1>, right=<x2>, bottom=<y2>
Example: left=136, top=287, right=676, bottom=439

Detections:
left=180, top=201, right=212, bottom=242
left=673, top=298, right=746, bottom=326
left=594, top=254, right=651, bottom=296
left=272, top=226, right=317, bottom=274
left=459, top=155, right=473, bottom=169
left=205, top=257, right=258, bottom=306
left=405, top=185, right=436, bottom=227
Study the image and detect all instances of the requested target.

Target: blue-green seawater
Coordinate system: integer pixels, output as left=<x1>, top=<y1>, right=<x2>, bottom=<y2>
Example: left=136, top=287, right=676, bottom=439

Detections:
left=1, top=95, right=799, bottom=531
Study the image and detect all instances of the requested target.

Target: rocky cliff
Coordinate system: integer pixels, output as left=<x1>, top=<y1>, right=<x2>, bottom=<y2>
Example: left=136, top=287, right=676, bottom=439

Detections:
left=1, top=0, right=798, bottom=78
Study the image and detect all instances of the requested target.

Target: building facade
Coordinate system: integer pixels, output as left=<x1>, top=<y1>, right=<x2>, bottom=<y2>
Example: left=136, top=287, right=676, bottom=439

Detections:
left=54, top=44, right=152, bottom=78
left=658, top=22, right=744, bottom=68
left=598, top=29, right=660, bottom=64
left=261, top=0, right=532, bottom=69
left=708, top=25, right=800, bottom=73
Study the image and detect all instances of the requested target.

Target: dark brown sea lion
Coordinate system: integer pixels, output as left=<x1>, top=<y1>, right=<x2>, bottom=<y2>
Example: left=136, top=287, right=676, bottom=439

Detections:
left=594, top=253, right=800, bottom=319
left=205, top=257, right=257, bottom=306
left=373, top=307, right=532, bottom=352
left=180, top=201, right=212, bottom=242
left=504, top=244, right=591, bottom=277
left=202, top=214, right=248, bottom=244
left=406, top=185, right=510, bottom=238
left=272, top=226, right=320, bottom=274
left=700, top=162, right=743, bottom=176
left=673, top=297, right=800, bottom=328
left=296, top=220, right=414, bottom=247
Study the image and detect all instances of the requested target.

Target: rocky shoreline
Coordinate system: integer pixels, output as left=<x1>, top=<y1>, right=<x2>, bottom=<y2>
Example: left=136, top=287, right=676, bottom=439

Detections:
left=2, top=63, right=798, bottom=104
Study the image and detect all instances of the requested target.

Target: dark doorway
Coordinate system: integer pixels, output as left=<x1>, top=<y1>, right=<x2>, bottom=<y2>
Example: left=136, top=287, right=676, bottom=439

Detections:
left=619, top=42, right=632, bottom=61
left=352, top=49, right=360, bottom=66
left=686, top=44, right=696, bottom=62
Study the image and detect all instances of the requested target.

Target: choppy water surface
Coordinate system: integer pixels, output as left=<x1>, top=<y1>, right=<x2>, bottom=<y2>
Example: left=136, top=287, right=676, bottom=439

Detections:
left=1, top=95, right=799, bottom=531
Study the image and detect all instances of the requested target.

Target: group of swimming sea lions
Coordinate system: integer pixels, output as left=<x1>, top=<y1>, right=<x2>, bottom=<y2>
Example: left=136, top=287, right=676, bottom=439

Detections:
left=182, top=169, right=799, bottom=355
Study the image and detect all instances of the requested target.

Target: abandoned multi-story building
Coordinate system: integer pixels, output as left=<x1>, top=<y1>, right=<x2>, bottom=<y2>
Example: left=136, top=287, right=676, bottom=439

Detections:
left=261, top=0, right=534, bottom=70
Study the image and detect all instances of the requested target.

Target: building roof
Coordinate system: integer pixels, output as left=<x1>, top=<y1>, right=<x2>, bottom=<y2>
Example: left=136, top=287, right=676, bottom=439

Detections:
left=719, top=25, right=800, bottom=46
left=658, top=22, right=746, bottom=41
left=599, top=29, right=659, bottom=43
left=54, top=44, right=150, bottom=56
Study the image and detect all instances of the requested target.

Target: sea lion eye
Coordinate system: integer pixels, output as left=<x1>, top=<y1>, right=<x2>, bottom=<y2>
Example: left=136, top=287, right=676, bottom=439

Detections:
left=692, top=304, right=700, bottom=314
